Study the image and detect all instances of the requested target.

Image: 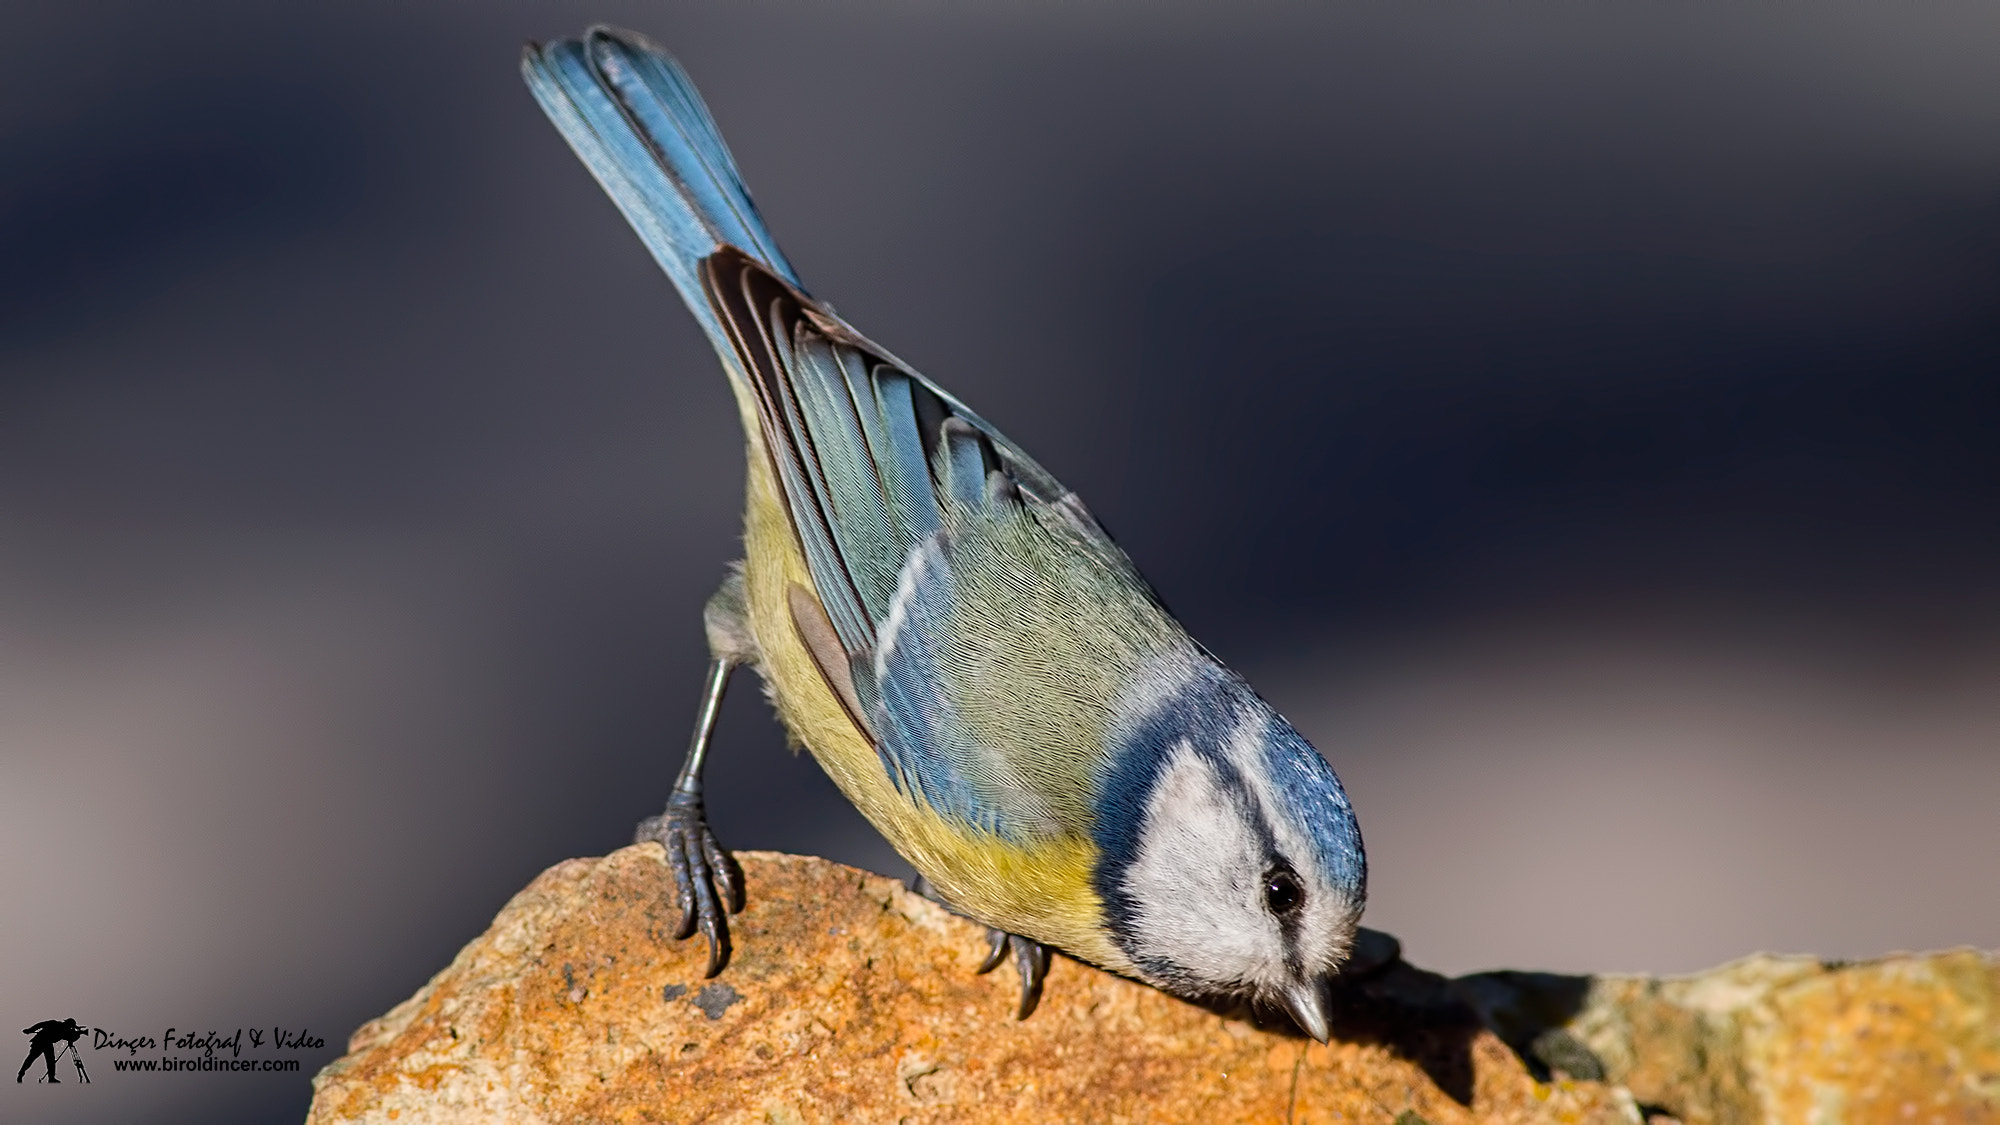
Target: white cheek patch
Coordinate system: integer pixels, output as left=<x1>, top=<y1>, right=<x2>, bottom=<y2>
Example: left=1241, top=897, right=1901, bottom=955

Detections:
left=1121, top=740, right=1287, bottom=989
left=1219, top=711, right=1360, bottom=974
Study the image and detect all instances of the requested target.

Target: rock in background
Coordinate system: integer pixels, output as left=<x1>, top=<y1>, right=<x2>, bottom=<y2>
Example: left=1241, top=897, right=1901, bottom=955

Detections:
left=1459, top=948, right=2000, bottom=1123
left=306, top=848, right=1995, bottom=1124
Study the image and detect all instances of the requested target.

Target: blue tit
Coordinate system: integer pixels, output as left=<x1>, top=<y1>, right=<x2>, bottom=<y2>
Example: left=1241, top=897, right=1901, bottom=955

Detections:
left=521, top=26, right=1365, bottom=1041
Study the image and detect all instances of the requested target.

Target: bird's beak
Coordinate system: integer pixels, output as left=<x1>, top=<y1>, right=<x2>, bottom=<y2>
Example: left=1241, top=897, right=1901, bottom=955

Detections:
left=1283, top=981, right=1331, bottom=1044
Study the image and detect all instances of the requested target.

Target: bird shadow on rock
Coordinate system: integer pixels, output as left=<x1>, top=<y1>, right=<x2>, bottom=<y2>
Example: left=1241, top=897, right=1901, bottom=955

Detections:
left=1448, top=968, right=1605, bottom=1083
left=1229, top=929, right=1605, bottom=1105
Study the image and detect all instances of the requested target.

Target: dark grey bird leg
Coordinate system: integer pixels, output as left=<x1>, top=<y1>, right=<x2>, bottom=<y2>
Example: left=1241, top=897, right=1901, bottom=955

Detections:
left=911, top=874, right=1053, bottom=1020
left=976, top=928, right=1053, bottom=1020
left=634, top=571, right=756, bottom=978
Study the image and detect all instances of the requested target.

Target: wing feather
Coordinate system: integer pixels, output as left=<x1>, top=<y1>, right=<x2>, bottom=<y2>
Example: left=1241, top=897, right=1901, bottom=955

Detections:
left=527, top=30, right=1134, bottom=842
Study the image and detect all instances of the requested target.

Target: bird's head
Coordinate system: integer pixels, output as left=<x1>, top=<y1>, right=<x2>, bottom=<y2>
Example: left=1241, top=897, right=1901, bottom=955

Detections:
left=1092, top=655, right=1366, bottom=1041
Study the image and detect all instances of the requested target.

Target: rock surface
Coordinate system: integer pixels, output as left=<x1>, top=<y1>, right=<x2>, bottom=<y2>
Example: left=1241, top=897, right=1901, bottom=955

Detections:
left=1459, top=947, right=2000, bottom=1124
left=307, top=847, right=1997, bottom=1124
left=307, top=848, right=1631, bottom=1124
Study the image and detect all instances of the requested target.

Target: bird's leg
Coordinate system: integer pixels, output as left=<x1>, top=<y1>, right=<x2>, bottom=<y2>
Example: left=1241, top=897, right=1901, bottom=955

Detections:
left=976, top=928, right=1053, bottom=1020
left=633, top=657, right=744, bottom=977
left=634, top=572, right=755, bottom=977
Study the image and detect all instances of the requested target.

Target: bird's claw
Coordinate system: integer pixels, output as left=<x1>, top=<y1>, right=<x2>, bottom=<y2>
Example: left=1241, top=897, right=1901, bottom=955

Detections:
left=906, top=876, right=1054, bottom=1020
left=634, top=792, right=743, bottom=977
left=976, top=928, right=1052, bottom=1020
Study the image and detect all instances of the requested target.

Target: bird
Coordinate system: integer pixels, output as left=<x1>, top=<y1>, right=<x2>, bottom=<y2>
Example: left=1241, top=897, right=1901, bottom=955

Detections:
left=520, top=26, right=1366, bottom=1042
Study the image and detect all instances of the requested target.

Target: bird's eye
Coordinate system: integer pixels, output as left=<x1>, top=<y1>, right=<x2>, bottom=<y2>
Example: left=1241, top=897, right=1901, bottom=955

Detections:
left=1264, top=866, right=1303, bottom=916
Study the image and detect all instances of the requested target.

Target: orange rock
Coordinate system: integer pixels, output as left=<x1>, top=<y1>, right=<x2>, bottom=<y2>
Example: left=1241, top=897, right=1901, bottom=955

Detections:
left=307, top=848, right=1634, bottom=1124
left=1561, top=949, right=2000, bottom=1124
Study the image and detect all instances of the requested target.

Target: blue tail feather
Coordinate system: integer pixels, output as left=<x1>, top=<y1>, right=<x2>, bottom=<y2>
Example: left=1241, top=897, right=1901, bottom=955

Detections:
left=522, top=27, right=798, bottom=354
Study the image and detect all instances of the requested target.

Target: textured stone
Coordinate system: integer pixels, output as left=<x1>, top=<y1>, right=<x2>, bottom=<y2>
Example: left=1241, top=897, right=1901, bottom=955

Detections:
left=307, top=848, right=1634, bottom=1124
left=1457, top=949, right=2000, bottom=1124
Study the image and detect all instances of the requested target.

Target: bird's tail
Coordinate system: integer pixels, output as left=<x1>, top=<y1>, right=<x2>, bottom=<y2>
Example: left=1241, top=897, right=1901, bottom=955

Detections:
left=522, top=27, right=801, bottom=353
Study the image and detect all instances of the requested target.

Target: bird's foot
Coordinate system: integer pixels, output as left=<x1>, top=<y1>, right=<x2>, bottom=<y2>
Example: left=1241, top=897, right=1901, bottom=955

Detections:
left=633, top=791, right=744, bottom=977
left=976, top=928, right=1052, bottom=1020
left=906, top=876, right=1055, bottom=1020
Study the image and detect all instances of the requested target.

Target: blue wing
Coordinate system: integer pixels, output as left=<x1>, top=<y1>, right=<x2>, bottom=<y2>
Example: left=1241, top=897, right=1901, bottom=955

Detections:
left=861, top=534, right=1075, bottom=840
left=525, top=29, right=1143, bottom=840
left=525, top=29, right=1102, bottom=648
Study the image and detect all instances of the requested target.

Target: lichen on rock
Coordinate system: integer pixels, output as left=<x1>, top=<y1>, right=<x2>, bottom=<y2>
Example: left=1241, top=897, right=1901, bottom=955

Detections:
left=1459, top=946, right=2000, bottom=1124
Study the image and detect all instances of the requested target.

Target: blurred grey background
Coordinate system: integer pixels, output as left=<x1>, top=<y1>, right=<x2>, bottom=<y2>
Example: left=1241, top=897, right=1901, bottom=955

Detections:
left=3, top=1, right=1998, bottom=1121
